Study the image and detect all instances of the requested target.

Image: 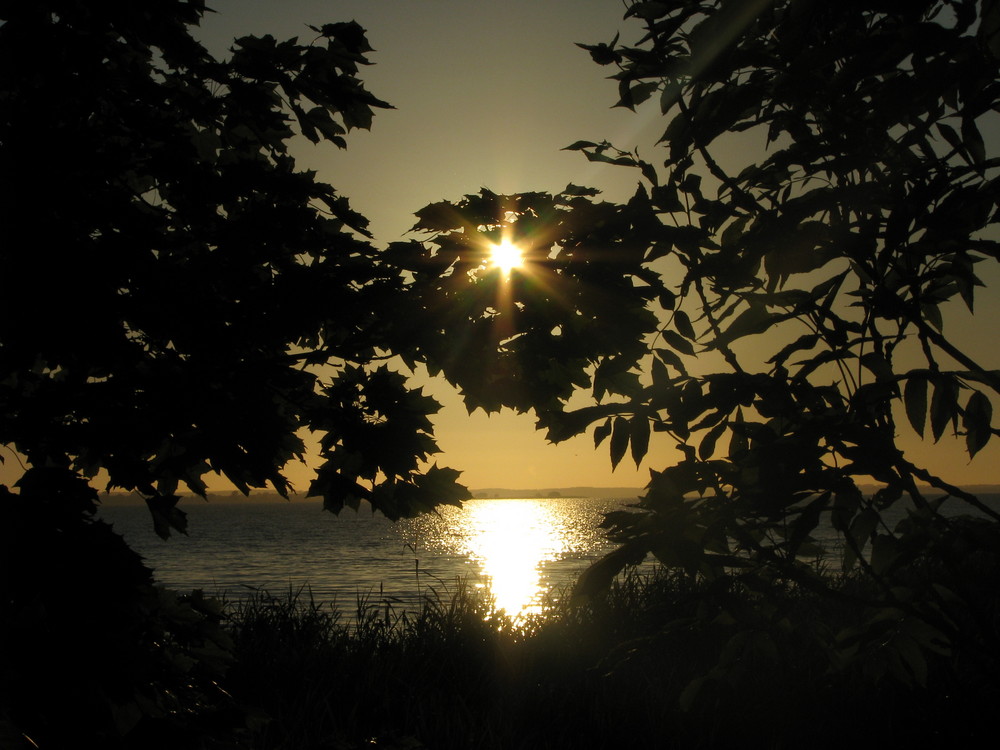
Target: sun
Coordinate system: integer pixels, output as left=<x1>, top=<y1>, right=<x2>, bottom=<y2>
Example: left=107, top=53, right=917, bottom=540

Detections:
left=487, top=239, right=524, bottom=276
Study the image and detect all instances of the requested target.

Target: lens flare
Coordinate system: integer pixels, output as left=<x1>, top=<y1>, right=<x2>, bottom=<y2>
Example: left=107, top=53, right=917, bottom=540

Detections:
left=488, top=239, right=524, bottom=276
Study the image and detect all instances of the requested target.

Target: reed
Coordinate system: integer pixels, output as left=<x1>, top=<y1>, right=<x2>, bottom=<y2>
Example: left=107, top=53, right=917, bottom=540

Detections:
left=219, top=567, right=995, bottom=750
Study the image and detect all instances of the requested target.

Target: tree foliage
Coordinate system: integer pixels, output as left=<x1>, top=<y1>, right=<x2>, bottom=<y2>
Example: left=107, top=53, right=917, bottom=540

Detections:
left=408, top=0, right=1000, bottom=696
left=386, top=188, right=661, bottom=415
left=0, top=2, right=465, bottom=743
left=0, top=0, right=469, bottom=524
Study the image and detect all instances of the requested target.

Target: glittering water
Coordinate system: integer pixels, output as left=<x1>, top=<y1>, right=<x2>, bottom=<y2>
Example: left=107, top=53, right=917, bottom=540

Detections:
left=98, top=496, right=642, bottom=617
left=99, top=492, right=1000, bottom=618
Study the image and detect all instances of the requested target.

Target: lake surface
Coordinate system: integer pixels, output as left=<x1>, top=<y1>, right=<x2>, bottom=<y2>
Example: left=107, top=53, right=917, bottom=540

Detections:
left=99, top=492, right=1000, bottom=619
left=98, top=496, right=643, bottom=617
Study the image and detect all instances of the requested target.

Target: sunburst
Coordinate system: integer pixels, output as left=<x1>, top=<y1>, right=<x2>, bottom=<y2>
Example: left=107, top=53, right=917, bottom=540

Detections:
left=487, top=239, right=524, bottom=276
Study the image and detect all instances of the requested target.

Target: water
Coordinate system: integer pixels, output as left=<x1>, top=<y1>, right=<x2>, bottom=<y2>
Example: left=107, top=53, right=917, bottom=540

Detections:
left=98, top=496, right=642, bottom=617
left=99, top=492, right=1000, bottom=618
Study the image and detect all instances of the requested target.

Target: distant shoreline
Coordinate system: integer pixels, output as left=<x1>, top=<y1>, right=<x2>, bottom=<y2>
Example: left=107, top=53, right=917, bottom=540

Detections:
left=97, top=486, right=646, bottom=506
left=97, top=484, right=1000, bottom=506
left=470, top=486, right=644, bottom=499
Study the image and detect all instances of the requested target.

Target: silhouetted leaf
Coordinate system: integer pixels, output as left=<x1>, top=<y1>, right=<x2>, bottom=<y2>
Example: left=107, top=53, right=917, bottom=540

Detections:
left=651, top=184, right=684, bottom=212
left=922, top=302, right=944, bottom=332
left=661, top=329, right=695, bottom=356
left=626, top=81, right=660, bottom=109
left=860, top=352, right=894, bottom=382
left=610, top=416, right=630, bottom=469
left=707, top=303, right=782, bottom=349
left=144, top=494, right=188, bottom=541
left=904, top=375, right=928, bottom=437
left=936, top=121, right=966, bottom=160
left=962, top=117, right=986, bottom=166
left=955, top=369, right=1000, bottom=392
left=698, top=420, right=727, bottom=460
left=304, top=106, right=347, bottom=146
left=768, top=334, right=819, bottom=368
left=628, top=1, right=670, bottom=20
left=575, top=39, right=621, bottom=66
left=563, top=183, right=601, bottom=196
left=651, top=356, right=671, bottom=390
left=930, top=378, right=959, bottom=442
left=870, top=533, right=900, bottom=576
left=582, top=148, right=638, bottom=167
left=594, top=417, right=613, bottom=447
left=964, top=390, right=993, bottom=457
left=674, top=309, right=696, bottom=340
left=655, top=347, right=687, bottom=375
left=848, top=508, right=879, bottom=559
left=411, top=201, right=459, bottom=232
left=787, top=492, right=830, bottom=558
left=630, top=414, right=651, bottom=466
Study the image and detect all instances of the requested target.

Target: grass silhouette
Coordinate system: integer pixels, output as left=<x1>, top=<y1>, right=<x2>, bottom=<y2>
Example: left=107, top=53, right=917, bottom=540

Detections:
left=219, top=566, right=997, bottom=749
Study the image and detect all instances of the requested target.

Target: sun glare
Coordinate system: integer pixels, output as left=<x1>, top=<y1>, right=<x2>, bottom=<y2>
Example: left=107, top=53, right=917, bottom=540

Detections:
left=462, top=499, right=569, bottom=617
left=488, top=239, right=524, bottom=276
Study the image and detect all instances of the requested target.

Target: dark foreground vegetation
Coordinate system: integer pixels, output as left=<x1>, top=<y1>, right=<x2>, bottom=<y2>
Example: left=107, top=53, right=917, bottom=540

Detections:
left=213, top=562, right=997, bottom=750
left=6, top=477, right=998, bottom=750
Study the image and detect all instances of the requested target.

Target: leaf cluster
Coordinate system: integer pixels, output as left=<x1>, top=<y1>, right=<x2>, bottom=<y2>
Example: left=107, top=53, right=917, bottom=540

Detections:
left=401, top=0, right=1000, bottom=698
left=387, top=187, right=661, bottom=417
left=0, top=1, right=468, bottom=522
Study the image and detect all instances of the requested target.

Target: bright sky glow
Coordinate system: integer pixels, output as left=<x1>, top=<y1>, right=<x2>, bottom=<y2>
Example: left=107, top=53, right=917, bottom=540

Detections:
left=488, top=239, right=524, bottom=276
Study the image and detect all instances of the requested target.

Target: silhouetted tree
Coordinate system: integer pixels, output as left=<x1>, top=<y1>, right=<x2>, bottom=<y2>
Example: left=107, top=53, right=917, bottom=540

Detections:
left=0, top=1, right=469, bottom=521
left=404, top=0, right=1000, bottom=706
left=0, top=1, right=463, bottom=744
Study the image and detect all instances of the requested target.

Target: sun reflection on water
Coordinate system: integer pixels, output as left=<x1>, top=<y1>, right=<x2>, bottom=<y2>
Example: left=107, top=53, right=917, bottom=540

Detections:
left=397, top=496, right=629, bottom=619
left=458, top=499, right=573, bottom=617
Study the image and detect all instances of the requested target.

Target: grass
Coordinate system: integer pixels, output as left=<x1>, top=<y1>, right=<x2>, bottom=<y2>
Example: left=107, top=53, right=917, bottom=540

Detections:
left=212, top=566, right=999, bottom=750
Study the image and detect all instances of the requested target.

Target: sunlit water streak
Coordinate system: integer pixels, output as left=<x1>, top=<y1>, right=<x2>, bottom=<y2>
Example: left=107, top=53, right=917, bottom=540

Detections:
left=99, top=496, right=641, bottom=619
left=465, top=500, right=567, bottom=615
left=415, top=499, right=593, bottom=616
